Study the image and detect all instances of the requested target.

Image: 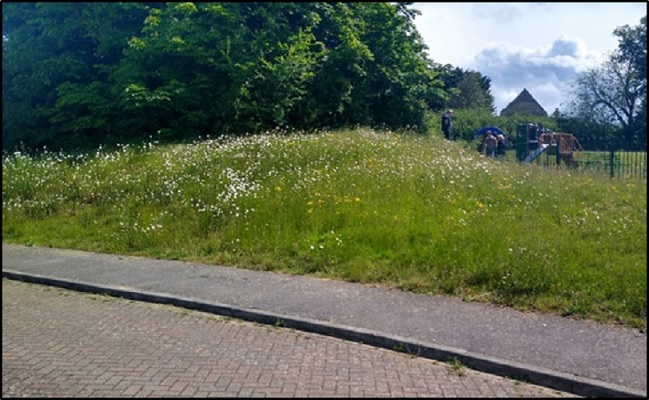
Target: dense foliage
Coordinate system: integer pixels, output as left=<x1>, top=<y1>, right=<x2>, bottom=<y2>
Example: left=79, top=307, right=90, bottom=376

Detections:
left=436, top=65, right=495, bottom=113
left=3, top=2, right=459, bottom=152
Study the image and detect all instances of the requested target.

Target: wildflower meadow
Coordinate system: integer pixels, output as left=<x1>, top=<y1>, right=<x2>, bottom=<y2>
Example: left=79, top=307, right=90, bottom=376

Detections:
left=2, top=128, right=646, bottom=329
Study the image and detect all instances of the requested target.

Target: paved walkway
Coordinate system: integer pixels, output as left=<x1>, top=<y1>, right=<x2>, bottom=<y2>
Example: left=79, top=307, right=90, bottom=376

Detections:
left=3, top=279, right=574, bottom=398
left=2, top=243, right=646, bottom=398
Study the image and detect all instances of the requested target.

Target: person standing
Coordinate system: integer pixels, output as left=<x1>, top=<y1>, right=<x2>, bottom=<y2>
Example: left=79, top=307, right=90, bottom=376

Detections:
left=484, top=130, right=497, bottom=157
left=441, top=109, right=453, bottom=140
left=496, top=134, right=506, bottom=157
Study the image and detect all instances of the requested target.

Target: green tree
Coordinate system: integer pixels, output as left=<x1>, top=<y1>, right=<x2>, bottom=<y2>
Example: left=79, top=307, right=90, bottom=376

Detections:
left=2, top=3, right=153, bottom=151
left=114, top=2, right=237, bottom=139
left=111, top=2, right=446, bottom=136
left=434, top=65, right=494, bottom=112
left=447, top=70, right=495, bottom=112
left=355, top=3, right=446, bottom=131
left=613, top=15, right=646, bottom=149
left=565, top=16, right=646, bottom=150
left=3, top=2, right=452, bottom=151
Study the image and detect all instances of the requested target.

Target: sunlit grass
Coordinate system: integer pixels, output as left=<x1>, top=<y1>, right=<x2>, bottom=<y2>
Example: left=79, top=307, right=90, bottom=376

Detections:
left=3, top=128, right=646, bottom=330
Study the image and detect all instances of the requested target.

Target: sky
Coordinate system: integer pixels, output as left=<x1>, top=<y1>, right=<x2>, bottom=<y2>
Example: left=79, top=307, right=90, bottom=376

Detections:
left=410, top=2, right=647, bottom=115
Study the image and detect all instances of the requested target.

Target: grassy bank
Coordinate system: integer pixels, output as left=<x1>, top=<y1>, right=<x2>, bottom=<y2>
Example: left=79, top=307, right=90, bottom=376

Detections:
left=2, top=128, right=646, bottom=330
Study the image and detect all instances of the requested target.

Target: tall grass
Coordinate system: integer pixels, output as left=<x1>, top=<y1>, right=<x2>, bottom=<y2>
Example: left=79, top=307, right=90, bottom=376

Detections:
left=2, top=128, right=646, bottom=329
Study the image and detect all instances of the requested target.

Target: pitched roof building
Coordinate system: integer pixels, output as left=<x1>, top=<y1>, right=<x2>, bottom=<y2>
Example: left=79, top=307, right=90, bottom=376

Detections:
left=500, top=88, right=548, bottom=117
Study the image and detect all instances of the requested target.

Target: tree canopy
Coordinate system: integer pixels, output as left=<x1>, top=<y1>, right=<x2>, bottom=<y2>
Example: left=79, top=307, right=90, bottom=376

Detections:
left=3, top=2, right=455, bottom=152
left=564, top=15, right=646, bottom=150
left=434, top=65, right=495, bottom=113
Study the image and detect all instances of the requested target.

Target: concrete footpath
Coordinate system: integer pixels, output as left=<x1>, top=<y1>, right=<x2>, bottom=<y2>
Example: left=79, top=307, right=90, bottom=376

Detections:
left=2, top=243, right=646, bottom=398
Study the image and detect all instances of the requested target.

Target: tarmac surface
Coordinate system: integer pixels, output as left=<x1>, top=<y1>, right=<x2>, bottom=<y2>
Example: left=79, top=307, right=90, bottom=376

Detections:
left=2, top=243, right=646, bottom=398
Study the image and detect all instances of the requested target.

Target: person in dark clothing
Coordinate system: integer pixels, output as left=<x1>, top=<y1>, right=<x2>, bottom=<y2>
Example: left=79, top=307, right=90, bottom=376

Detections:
left=496, top=134, right=507, bottom=157
left=441, top=109, right=453, bottom=140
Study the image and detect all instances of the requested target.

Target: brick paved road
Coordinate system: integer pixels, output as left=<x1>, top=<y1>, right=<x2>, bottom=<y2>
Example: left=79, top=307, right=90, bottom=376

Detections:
left=2, top=279, right=577, bottom=398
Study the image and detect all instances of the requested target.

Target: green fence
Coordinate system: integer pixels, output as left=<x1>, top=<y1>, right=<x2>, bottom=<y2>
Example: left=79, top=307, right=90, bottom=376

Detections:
left=532, top=149, right=647, bottom=180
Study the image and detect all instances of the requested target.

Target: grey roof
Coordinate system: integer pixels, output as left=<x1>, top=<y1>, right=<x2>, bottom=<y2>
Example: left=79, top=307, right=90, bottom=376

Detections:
left=500, top=88, right=548, bottom=117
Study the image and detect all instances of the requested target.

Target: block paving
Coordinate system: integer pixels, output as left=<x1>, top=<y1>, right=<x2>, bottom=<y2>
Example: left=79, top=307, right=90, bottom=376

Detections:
left=3, top=279, right=577, bottom=398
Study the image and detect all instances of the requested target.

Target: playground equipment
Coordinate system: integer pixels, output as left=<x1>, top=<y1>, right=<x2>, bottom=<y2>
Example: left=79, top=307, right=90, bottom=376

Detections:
left=515, top=123, right=582, bottom=165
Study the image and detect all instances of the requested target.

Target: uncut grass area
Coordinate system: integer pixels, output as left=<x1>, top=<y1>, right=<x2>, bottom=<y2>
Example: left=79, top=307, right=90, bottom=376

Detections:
left=3, top=128, right=646, bottom=330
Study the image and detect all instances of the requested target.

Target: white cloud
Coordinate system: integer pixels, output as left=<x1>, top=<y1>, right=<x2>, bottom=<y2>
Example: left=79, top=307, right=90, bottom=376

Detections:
left=411, top=2, right=646, bottom=114
left=474, top=36, right=601, bottom=113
